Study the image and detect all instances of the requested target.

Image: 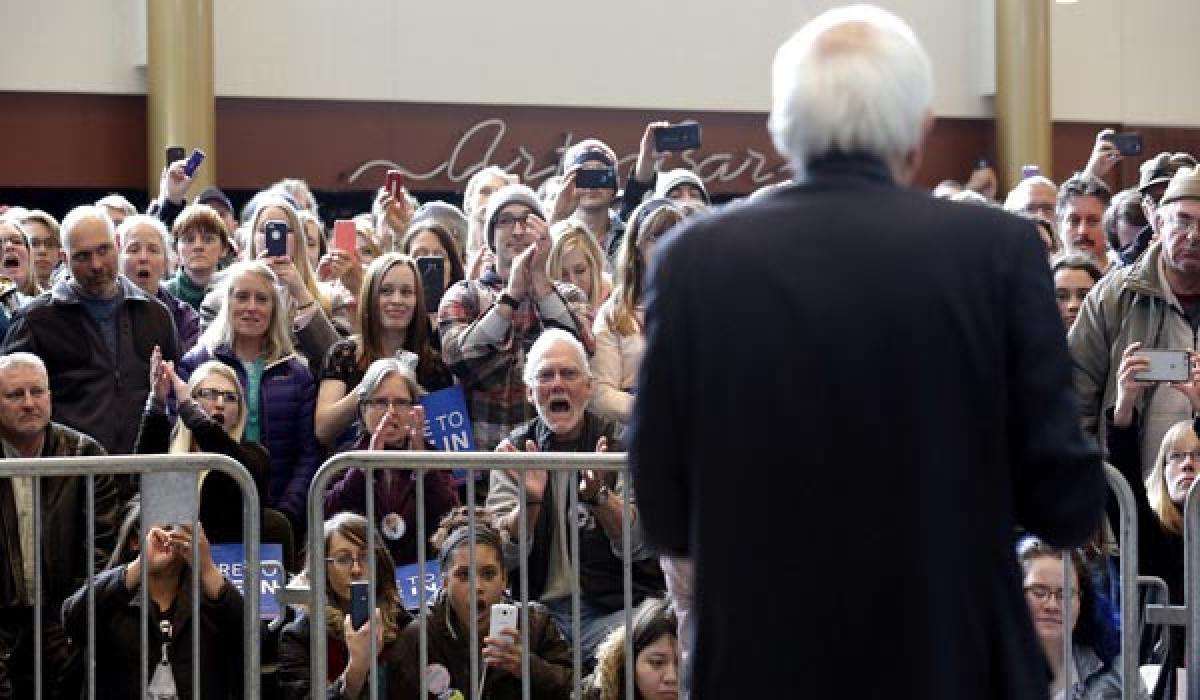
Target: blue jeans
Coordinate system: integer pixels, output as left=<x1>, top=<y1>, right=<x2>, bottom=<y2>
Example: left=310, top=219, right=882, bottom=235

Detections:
left=545, top=597, right=628, bottom=666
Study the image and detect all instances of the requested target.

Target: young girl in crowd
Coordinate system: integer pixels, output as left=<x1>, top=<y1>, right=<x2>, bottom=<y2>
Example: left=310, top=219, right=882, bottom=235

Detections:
left=315, top=253, right=452, bottom=451
left=279, top=512, right=410, bottom=700
left=590, top=199, right=684, bottom=424
left=586, top=597, right=680, bottom=700
left=548, top=220, right=611, bottom=308
left=390, top=507, right=573, bottom=698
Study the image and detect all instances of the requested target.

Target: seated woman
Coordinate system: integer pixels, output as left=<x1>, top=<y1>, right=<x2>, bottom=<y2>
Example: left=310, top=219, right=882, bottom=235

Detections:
left=180, top=260, right=323, bottom=538
left=390, top=507, right=573, bottom=699
left=586, top=597, right=680, bottom=700
left=548, top=220, right=611, bottom=307
left=590, top=198, right=684, bottom=424
left=323, top=356, right=459, bottom=567
left=61, top=519, right=244, bottom=699
left=315, top=253, right=453, bottom=451
left=1016, top=536, right=1141, bottom=700
left=1107, top=342, right=1200, bottom=670
left=278, top=512, right=411, bottom=700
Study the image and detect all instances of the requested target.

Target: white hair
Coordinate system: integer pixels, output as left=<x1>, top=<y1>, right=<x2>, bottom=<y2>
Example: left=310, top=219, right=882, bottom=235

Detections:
left=523, top=328, right=591, bottom=385
left=768, top=5, right=933, bottom=173
left=117, top=215, right=170, bottom=261
left=61, top=205, right=116, bottom=254
left=464, top=166, right=519, bottom=216
left=1003, top=176, right=1058, bottom=211
left=94, top=193, right=137, bottom=217
left=0, top=352, right=47, bottom=378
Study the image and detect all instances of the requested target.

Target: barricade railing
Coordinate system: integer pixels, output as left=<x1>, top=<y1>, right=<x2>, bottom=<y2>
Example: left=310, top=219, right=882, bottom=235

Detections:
left=306, top=450, right=636, bottom=700
left=0, top=454, right=261, bottom=700
left=1105, top=463, right=1141, bottom=700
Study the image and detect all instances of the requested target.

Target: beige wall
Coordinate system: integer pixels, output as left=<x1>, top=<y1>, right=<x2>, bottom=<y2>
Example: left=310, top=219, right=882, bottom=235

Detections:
left=1, top=0, right=1197, bottom=125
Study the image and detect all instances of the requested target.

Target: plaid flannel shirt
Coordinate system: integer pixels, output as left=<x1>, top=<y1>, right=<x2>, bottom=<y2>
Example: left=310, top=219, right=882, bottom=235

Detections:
left=438, top=268, right=595, bottom=450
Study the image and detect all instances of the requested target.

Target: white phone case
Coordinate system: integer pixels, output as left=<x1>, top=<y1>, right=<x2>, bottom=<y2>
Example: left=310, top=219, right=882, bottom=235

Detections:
left=489, top=603, right=518, bottom=643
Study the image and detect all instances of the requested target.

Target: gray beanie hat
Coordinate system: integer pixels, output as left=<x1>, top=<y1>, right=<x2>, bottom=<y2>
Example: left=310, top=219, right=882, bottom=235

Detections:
left=484, top=184, right=545, bottom=251
left=654, top=168, right=710, bottom=204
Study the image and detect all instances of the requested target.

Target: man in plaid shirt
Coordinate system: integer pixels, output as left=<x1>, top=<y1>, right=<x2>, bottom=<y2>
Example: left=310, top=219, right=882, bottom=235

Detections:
left=438, top=183, right=595, bottom=450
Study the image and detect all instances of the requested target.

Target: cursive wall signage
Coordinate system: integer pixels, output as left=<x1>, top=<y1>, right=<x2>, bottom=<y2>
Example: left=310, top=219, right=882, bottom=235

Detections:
left=344, top=118, right=791, bottom=192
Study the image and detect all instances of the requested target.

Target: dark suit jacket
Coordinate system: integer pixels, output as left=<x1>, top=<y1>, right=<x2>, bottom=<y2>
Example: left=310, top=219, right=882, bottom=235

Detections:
left=630, top=154, right=1106, bottom=699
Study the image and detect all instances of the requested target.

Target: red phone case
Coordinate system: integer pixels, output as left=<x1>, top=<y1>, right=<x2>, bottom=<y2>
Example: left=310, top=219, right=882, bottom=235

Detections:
left=386, top=170, right=403, bottom=198
left=333, top=220, right=357, bottom=256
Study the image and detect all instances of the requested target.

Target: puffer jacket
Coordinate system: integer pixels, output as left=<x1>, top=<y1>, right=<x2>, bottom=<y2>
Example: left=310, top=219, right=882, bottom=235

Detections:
left=388, top=596, right=573, bottom=699
left=1069, top=240, right=1198, bottom=471
left=177, top=343, right=323, bottom=533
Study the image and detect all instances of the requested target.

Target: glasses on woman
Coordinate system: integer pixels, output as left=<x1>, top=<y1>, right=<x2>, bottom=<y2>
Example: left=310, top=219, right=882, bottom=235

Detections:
left=326, top=552, right=369, bottom=569
left=1024, top=584, right=1080, bottom=604
left=362, top=397, right=415, bottom=411
left=194, top=387, right=240, bottom=404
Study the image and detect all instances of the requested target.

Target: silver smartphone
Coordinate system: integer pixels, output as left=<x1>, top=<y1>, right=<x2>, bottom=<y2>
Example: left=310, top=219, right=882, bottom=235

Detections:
left=1134, top=350, right=1190, bottom=383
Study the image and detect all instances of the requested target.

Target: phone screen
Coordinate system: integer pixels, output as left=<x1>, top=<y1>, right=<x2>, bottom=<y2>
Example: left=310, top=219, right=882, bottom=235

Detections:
left=575, top=167, right=617, bottom=190
left=165, top=146, right=186, bottom=168
left=654, top=123, right=702, bottom=152
left=417, top=256, right=446, bottom=311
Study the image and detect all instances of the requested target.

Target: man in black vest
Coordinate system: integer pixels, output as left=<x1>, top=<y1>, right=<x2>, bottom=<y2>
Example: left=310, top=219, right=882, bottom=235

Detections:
left=487, top=329, right=662, bottom=665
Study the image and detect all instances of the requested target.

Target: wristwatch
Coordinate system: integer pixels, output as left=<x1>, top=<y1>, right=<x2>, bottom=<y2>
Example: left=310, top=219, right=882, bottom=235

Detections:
left=497, top=292, right=520, bottom=311
left=589, top=485, right=610, bottom=507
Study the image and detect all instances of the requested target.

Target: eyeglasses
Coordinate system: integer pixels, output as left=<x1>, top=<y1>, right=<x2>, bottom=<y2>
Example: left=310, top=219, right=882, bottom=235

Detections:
left=531, top=367, right=584, bottom=385
left=1170, top=212, right=1200, bottom=235
left=1167, top=449, right=1200, bottom=464
left=326, top=552, right=369, bottom=569
left=494, top=213, right=533, bottom=232
left=362, top=397, right=415, bottom=411
left=193, top=388, right=240, bottom=404
left=1024, top=584, right=1080, bottom=604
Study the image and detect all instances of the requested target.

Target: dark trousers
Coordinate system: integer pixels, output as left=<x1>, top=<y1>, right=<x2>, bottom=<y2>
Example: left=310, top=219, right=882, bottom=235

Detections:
left=0, top=606, right=82, bottom=700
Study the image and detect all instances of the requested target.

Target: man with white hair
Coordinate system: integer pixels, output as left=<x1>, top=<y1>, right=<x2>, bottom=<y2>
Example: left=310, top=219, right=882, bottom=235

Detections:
left=630, top=6, right=1104, bottom=698
left=487, top=329, right=662, bottom=664
left=2, top=205, right=179, bottom=468
left=1004, top=175, right=1058, bottom=224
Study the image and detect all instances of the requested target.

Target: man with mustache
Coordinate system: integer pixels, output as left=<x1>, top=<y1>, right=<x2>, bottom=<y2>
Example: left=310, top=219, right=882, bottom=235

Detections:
left=1072, top=167, right=1200, bottom=472
left=1057, top=174, right=1115, bottom=274
left=486, top=329, right=663, bottom=666
left=1, top=206, right=179, bottom=489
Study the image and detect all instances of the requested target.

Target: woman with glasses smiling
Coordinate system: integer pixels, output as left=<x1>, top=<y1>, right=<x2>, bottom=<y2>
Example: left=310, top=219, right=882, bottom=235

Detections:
left=323, top=356, right=459, bottom=567
left=279, top=511, right=411, bottom=700
left=1016, top=537, right=1133, bottom=700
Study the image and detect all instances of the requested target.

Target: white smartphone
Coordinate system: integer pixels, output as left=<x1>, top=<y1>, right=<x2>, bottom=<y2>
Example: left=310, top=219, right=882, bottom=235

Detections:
left=489, top=603, right=517, bottom=643
left=1134, top=350, right=1191, bottom=383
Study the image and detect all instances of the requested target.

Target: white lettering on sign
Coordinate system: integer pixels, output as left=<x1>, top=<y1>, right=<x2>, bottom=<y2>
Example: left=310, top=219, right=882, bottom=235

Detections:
left=345, top=118, right=789, bottom=190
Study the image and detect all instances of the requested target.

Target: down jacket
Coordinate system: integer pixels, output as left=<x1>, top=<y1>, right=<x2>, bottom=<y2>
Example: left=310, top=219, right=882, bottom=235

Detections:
left=177, top=343, right=323, bottom=533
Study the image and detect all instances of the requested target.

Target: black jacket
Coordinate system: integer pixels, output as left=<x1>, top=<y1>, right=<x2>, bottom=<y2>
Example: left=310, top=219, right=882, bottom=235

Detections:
left=278, top=607, right=412, bottom=700
left=630, top=153, right=1107, bottom=699
left=61, top=564, right=245, bottom=699
left=1, top=275, right=181, bottom=459
left=506, top=414, right=664, bottom=612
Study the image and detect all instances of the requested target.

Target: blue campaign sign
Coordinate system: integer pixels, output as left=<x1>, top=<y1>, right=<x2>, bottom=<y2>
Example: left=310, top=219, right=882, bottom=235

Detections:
left=419, top=385, right=479, bottom=483
left=210, top=543, right=285, bottom=620
left=395, top=561, right=441, bottom=611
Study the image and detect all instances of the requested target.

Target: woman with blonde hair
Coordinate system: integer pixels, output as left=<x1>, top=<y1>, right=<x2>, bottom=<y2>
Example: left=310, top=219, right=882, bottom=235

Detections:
left=279, top=512, right=411, bottom=699
left=548, top=220, right=611, bottom=308
left=180, top=260, right=323, bottom=536
left=315, top=253, right=452, bottom=450
left=590, top=199, right=684, bottom=423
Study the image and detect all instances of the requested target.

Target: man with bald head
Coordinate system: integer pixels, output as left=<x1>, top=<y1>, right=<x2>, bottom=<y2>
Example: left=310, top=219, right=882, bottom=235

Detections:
left=1, top=205, right=179, bottom=469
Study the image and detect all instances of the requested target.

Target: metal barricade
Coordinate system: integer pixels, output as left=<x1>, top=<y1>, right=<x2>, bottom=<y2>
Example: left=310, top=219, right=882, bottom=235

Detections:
left=1106, top=463, right=1141, bottom=700
left=0, top=454, right=261, bottom=700
left=305, top=450, right=638, bottom=700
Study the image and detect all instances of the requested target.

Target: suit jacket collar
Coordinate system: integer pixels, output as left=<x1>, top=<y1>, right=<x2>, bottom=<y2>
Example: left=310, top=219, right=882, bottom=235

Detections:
left=801, top=152, right=896, bottom=186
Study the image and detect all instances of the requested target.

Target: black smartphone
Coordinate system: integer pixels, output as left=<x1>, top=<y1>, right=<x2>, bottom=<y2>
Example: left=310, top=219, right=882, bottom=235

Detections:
left=165, top=146, right=186, bottom=168
left=1106, top=132, right=1143, bottom=157
left=264, top=220, right=289, bottom=258
left=350, top=580, right=370, bottom=629
left=974, top=157, right=989, bottom=170
left=575, top=167, right=617, bottom=190
left=655, top=122, right=702, bottom=152
left=416, top=256, right=446, bottom=312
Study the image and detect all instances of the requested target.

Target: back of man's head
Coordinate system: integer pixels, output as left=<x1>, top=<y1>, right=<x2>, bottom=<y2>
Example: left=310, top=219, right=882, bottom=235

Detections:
left=768, top=5, right=932, bottom=174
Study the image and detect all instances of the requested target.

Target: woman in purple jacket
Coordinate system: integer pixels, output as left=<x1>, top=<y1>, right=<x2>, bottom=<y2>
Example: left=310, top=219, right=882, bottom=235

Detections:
left=179, top=260, right=323, bottom=536
left=323, top=356, right=459, bottom=567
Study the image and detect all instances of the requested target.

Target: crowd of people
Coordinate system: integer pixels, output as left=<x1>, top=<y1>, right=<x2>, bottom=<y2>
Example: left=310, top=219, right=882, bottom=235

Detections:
left=3, top=10, right=1200, bottom=697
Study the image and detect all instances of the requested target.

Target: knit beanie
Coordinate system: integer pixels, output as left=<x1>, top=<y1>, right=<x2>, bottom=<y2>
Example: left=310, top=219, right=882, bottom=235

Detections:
left=484, top=184, right=545, bottom=251
left=654, top=168, right=710, bottom=204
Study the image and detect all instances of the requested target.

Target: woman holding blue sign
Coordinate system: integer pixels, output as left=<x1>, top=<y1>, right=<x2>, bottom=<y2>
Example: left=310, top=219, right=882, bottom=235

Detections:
left=324, top=357, right=460, bottom=568
left=316, top=253, right=452, bottom=452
